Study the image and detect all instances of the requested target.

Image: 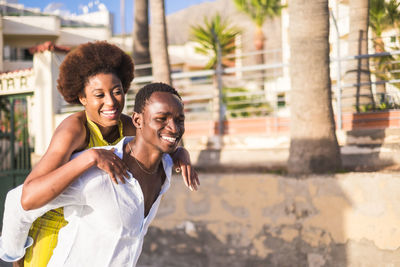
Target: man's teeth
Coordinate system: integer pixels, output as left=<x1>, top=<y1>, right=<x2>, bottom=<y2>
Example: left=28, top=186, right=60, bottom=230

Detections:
left=161, top=136, right=176, bottom=142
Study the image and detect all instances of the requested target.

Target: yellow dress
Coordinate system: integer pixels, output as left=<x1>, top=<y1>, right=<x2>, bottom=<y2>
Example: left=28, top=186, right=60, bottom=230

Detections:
left=24, top=116, right=124, bottom=267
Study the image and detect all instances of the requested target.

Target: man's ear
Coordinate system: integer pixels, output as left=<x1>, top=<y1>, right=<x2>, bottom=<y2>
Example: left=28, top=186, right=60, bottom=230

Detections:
left=132, top=112, right=142, bottom=129
left=78, top=94, right=87, bottom=106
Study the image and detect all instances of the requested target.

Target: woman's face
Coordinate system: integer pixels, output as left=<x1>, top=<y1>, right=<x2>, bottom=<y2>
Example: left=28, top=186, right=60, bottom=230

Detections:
left=79, top=72, right=125, bottom=128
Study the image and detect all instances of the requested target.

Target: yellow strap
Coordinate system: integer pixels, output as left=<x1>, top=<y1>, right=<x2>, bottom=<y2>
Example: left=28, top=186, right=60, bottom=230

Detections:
left=86, top=114, right=124, bottom=148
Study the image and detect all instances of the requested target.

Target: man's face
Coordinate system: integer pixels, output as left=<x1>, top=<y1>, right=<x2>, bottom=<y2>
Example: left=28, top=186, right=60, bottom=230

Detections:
left=138, top=91, right=185, bottom=154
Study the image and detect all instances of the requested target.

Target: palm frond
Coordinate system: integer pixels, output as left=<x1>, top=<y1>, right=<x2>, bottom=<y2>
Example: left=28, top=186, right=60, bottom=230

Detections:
left=233, top=0, right=284, bottom=26
left=190, top=13, right=241, bottom=69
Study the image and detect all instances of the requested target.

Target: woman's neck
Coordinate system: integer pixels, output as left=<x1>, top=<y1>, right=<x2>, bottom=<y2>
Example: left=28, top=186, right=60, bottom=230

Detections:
left=99, top=124, right=119, bottom=143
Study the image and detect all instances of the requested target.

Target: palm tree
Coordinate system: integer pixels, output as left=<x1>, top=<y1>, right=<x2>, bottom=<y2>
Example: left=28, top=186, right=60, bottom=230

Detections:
left=369, top=0, right=400, bottom=54
left=132, top=0, right=151, bottom=77
left=370, top=0, right=390, bottom=52
left=343, top=0, right=374, bottom=112
left=190, top=14, right=240, bottom=69
left=149, top=0, right=171, bottom=85
left=287, top=0, right=341, bottom=174
left=191, top=14, right=240, bottom=138
left=233, top=0, right=284, bottom=67
left=369, top=0, right=400, bottom=98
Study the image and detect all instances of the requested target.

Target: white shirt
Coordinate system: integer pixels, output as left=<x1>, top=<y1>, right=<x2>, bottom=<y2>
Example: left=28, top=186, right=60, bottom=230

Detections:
left=0, top=136, right=172, bottom=267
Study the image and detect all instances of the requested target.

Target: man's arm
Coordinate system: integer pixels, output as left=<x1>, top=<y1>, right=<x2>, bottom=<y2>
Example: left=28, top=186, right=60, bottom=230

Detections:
left=0, top=181, right=84, bottom=262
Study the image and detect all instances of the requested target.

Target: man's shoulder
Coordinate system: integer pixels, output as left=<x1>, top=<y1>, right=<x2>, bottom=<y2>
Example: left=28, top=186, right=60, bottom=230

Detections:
left=71, top=166, right=107, bottom=190
left=162, top=154, right=173, bottom=176
left=162, top=153, right=173, bottom=166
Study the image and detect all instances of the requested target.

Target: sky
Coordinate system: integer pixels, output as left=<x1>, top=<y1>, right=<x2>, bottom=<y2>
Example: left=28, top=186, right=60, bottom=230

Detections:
left=18, top=0, right=213, bottom=34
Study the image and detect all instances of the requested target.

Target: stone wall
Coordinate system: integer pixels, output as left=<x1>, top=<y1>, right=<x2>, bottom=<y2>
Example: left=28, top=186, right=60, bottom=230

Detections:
left=138, top=172, right=400, bottom=267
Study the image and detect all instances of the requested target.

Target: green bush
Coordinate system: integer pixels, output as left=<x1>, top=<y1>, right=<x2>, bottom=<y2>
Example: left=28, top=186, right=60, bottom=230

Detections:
left=222, top=87, right=272, bottom=118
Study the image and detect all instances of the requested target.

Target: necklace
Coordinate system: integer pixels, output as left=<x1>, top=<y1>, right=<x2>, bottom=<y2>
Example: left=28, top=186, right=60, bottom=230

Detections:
left=127, top=142, right=158, bottom=175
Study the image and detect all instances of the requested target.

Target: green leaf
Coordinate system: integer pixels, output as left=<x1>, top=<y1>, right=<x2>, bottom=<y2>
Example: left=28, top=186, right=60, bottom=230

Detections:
left=190, top=13, right=241, bottom=69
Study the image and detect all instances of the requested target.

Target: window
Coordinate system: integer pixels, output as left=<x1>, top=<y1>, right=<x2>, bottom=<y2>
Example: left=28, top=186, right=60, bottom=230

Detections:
left=3, top=46, right=33, bottom=61
left=277, top=93, right=286, bottom=108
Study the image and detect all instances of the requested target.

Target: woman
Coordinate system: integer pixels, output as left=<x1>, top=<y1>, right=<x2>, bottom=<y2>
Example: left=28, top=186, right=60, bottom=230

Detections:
left=18, top=41, right=199, bottom=267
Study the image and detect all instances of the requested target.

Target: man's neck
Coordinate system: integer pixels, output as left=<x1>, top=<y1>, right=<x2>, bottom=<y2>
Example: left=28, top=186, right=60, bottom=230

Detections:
left=126, top=139, right=162, bottom=172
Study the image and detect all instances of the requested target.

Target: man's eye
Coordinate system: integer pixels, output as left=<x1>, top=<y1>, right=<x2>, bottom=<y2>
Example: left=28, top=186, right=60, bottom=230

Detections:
left=156, top=117, right=166, bottom=122
left=95, top=94, right=104, bottom=98
left=176, top=118, right=184, bottom=124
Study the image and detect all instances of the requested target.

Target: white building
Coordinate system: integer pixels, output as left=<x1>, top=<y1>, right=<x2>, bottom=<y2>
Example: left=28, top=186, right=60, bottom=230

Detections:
left=0, top=0, right=112, bottom=72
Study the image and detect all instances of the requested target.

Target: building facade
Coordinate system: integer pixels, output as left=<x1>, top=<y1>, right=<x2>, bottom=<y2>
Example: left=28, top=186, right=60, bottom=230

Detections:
left=0, top=0, right=112, bottom=72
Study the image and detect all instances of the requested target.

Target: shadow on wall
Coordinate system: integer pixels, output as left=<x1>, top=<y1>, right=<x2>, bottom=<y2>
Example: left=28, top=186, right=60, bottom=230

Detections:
left=340, top=111, right=393, bottom=171
left=196, top=136, right=222, bottom=171
left=139, top=224, right=347, bottom=267
left=138, top=173, right=354, bottom=267
left=341, top=128, right=399, bottom=171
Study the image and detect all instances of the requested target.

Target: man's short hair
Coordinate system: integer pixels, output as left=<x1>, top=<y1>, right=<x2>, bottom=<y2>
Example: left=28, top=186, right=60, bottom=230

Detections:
left=134, top=83, right=182, bottom=113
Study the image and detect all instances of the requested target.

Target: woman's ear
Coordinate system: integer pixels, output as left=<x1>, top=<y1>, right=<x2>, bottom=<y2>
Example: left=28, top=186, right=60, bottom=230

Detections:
left=132, top=112, right=142, bottom=129
left=78, top=94, right=87, bottom=106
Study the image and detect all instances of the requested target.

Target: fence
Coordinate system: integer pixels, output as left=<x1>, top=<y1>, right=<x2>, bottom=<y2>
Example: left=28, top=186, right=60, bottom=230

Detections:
left=58, top=43, right=400, bottom=136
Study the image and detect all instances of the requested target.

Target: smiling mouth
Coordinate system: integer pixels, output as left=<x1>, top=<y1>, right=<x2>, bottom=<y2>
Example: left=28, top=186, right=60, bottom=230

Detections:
left=101, top=109, right=118, bottom=118
left=161, top=135, right=179, bottom=144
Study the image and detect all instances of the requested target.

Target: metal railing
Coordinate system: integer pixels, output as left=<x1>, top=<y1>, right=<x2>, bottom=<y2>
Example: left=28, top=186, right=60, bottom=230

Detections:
left=57, top=44, right=400, bottom=133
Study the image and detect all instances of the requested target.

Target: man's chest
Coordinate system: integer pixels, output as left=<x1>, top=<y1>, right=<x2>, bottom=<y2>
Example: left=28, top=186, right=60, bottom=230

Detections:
left=124, top=159, right=165, bottom=217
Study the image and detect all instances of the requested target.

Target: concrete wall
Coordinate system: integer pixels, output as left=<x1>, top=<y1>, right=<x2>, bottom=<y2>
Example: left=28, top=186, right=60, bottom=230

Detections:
left=31, top=50, right=66, bottom=155
left=57, top=27, right=111, bottom=47
left=2, top=16, right=60, bottom=35
left=138, top=172, right=400, bottom=267
left=2, top=60, right=32, bottom=71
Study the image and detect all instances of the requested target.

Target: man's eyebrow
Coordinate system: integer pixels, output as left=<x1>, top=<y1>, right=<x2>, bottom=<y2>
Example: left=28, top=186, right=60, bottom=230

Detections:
left=154, top=111, right=185, bottom=116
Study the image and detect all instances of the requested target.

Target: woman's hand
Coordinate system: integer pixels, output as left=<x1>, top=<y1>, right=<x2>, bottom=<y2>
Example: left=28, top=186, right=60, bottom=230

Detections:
left=13, top=258, right=24, bottom=267
left=171, top=147, right=200, bottom=191
left=91, top=148, right=129, bottom=184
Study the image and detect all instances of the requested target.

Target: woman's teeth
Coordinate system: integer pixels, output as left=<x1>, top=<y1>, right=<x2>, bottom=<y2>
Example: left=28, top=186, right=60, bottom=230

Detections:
left=102, top=110, right=117, bottom=115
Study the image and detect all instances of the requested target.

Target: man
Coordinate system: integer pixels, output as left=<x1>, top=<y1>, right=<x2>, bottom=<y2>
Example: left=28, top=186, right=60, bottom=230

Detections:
left=0, top=82, right=185, bottom=267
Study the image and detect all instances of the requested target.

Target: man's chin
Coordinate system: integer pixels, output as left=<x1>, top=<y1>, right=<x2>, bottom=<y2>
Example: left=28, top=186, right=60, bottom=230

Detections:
left=162, top=143, right=179, bottom=154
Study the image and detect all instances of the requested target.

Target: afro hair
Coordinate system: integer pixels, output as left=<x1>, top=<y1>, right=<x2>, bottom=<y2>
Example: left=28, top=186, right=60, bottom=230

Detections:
left=57, top=41, right=134, bottom=104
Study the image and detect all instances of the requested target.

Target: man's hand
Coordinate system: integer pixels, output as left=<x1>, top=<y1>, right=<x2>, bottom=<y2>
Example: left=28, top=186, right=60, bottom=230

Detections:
left=171, top=147, right=200, bottom=191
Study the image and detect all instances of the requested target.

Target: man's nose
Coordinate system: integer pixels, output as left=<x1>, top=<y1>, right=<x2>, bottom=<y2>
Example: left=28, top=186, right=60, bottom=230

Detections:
left=166, top=119, right=178, bottom=133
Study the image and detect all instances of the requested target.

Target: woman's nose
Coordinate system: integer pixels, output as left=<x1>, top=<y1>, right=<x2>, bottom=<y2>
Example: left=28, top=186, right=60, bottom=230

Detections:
left=105, top=93, right=116, bottom=106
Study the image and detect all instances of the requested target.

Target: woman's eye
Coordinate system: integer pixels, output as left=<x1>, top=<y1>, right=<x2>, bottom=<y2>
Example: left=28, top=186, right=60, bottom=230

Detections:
left=113, top=90, right=122, bottom=95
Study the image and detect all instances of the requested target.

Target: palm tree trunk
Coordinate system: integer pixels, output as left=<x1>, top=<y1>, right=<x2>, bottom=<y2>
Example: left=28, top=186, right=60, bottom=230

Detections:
left=288, top=0, right=341, bottom=175
left=254, top=26, right=265, bottom=90
left=132, top=0, right=151, bottom=77
left=372, top=34, right=386, bottom=102
left=343, top=0, right=374, bottom=112
left=149, top=0, right=172, bottom=85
